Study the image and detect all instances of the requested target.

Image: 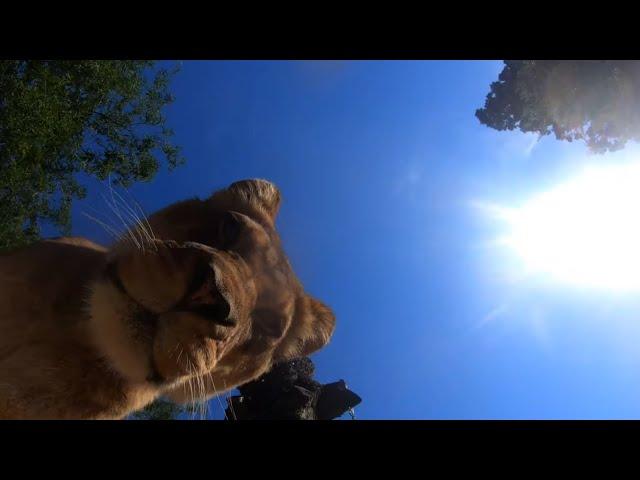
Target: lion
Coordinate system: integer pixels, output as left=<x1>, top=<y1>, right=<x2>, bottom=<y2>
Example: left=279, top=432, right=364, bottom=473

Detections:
left=0, top=179, right=336, bottom=419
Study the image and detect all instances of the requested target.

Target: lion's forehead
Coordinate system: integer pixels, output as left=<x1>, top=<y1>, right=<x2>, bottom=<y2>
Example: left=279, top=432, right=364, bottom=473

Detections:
left=254, top=254, right=299, bottom=301
left=242, top=228, right=292, bottom=275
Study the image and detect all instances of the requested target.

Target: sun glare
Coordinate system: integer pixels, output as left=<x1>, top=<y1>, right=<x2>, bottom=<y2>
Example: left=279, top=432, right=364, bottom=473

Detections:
left=492, top=162, right=640, bottom=291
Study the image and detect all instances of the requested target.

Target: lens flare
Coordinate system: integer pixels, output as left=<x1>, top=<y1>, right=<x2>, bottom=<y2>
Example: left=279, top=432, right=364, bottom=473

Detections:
left=494, top=162, right=640, bottom=291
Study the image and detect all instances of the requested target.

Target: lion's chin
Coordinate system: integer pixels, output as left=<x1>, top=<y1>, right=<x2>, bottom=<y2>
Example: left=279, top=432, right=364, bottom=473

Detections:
left=152, top=336, right=218, bottom=382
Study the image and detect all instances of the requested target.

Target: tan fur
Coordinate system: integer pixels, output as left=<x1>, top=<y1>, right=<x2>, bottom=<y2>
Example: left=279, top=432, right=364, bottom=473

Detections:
left=0, top=179, right=335, bottom=419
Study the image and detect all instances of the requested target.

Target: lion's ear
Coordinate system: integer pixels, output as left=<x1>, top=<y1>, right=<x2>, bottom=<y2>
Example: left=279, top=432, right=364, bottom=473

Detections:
left=299, top=296, right=336, bottom=356
left=227, top=179, right=282, bottom=222
left=275, top=295, right=336, bottom=361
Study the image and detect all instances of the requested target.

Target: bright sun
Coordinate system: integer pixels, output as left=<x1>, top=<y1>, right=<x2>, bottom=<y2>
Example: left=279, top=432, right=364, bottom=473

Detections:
left=493, top=162, right=640, bottom=291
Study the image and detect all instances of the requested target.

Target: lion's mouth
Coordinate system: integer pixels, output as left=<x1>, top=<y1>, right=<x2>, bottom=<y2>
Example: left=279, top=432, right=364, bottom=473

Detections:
left=104, top=261, right=167, bottom=384
left=104, top=259, right=235, bottom=385
left=105, top=260, right=129, bottom=298
left=105, top=261, right=159, bottom=323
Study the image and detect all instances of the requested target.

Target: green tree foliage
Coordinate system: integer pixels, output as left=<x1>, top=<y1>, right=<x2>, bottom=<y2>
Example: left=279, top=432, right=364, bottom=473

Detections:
left=476, top=61, right=640, bottom=154
left=0, top=60, right=183, bottom=252
left=129, top=399, right=185, bottom=420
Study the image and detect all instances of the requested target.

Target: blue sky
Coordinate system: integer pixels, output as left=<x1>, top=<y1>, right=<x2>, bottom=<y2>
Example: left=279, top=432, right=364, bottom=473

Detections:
left=51, top=61, right=640, bottom=419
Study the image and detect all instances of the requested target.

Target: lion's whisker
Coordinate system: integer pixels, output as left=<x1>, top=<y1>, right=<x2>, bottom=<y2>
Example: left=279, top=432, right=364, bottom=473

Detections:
left=224, top=380, right=237, bottom=421
left=102, top=191, right=141, bottom=251
left=81, top=212, right=121, bottom=242
left=84, top=202, right=133, bottom=249
left=195, top=369, right=207, bottom=420
left=110, top=187, right=156, bottom=252
left=186, top=360, right=195, bottom=420
left=206, top=369, right=227, bottom=421
left=112, top=198, right=148, bottom=252
left=105, top=177, right=143, bottom=252
left=82, top=205, right=125, bottom=240
left=121, top=187, right=158, bottom=246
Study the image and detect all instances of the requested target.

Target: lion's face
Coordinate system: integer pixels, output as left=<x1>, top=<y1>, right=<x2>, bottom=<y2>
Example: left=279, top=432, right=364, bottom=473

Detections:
left=88, top=179, right=335, bottom=399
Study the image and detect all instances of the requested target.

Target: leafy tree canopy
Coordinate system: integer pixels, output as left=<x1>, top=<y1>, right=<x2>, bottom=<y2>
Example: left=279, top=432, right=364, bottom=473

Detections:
left=0, top=60, right=183, bottom=252
left=476, top=60, right=640, bottom=154
left=129, top=399, right=184, bottom=421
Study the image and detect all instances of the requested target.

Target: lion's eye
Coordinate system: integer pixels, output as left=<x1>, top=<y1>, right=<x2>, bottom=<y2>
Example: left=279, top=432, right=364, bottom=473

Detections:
left=219, top=211, right=242, bottom=248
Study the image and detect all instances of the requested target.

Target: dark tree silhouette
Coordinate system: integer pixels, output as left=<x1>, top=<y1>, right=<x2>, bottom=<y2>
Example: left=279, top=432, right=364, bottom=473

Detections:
left=224, top=357, right=362, bottom=420
left=477, top=61, right=640, bottom=153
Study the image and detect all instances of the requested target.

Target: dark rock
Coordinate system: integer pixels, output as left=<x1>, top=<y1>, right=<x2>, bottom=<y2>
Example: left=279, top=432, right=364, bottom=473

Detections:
left=224, top=357, right=361, bottom=420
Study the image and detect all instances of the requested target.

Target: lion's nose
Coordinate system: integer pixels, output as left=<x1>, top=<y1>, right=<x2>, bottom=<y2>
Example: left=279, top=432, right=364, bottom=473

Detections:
left=185, top=302, right=235, bottom=327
